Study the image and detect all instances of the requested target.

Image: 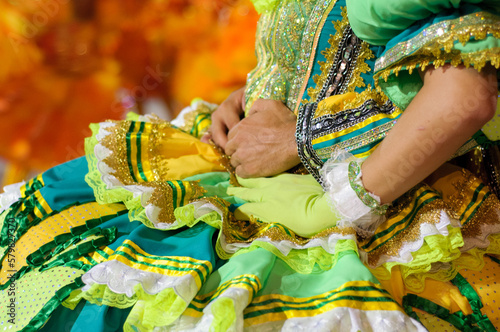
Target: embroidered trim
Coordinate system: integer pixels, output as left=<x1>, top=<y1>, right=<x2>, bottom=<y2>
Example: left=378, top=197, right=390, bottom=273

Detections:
left=296, top=10, right=383, bottom=184
left=244, top=0, right=336, bottom=113
left=375, top=11, right=500, bottom=83
left=296, top=90, right=400, bottom=184
left=306, top=7, right=373, bottom=103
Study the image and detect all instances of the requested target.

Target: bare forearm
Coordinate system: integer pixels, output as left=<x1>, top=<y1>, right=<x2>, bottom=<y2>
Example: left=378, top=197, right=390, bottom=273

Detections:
left=362, top=65, right=498, bottom=203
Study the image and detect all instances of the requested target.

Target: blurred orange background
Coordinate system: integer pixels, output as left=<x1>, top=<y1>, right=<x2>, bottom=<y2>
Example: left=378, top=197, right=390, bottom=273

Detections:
left=0, top=0, right=258, bottom=185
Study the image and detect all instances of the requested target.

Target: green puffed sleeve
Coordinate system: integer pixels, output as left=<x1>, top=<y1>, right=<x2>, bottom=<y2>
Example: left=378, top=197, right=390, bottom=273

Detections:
left=346, top=0, right=496, bottom=45
left=346, top=0, right=500, bottom=148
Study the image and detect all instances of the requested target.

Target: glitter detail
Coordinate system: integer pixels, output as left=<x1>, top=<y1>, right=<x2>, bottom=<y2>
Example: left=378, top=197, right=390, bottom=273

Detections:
left=245, top=0, right=335, bottom=114
left=306, top=7, right=373, bottom=104
left=375, top=11, right=500, bottom=80
left=348, top=161, right=386, bottom=214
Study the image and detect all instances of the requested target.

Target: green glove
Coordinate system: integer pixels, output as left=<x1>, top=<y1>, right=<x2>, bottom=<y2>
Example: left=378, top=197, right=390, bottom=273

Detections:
left=227, top=173, right=340, bottom=238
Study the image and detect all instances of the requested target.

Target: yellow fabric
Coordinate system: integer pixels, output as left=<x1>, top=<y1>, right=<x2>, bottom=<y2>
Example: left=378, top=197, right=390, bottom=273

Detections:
left=0, top=202, right=125, bottom=284
left=378, top=267, right=474, bottom=315
left=156, top=127, right=224, bottom=179
left=108, top=240, right=212, bottom=289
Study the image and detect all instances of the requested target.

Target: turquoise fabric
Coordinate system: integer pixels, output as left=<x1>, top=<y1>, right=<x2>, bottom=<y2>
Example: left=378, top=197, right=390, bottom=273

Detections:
left=39, top=157, right=95, bottom=211
left=40, top=301, right=133, bottom=332
left=302, top=0, right=383, bottom=100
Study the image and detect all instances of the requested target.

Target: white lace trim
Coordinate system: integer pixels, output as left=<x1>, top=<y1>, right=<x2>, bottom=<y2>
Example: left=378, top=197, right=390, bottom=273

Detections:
left=248, top=307, right=427, bottom=332
left=81, top=260, right=198, bottom=302
left=0, top=181, right=26, bottom=214
left=186, top=199, right=357, bottom=256
left=159, top=287, right=249, bottom=331
left=321, top=149, right=385, bottom=234
left=170, top=99, right=218, bottom=128
left=360, top=210, right=462, bottom=268
left=220, top=230, right=357, bottom=256
left=157, top=290, right=425, bottom=332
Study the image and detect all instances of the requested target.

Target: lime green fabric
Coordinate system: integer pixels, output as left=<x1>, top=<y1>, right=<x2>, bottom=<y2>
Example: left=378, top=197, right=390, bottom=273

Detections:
left=251, top=0, right=281, bottom=13
left=227, top=174, right=339, bottom=237
left=346, top=0, right=498, bottom=45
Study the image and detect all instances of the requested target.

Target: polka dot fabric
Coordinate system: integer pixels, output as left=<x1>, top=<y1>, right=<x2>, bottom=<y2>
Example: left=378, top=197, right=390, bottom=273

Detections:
left=460, top=255, right=500, bottom=329
left=415, top=309, right=458, bottom=332
left=0, top=202, right=125, bottom=284
left=0, top=266, right=84, bottom=331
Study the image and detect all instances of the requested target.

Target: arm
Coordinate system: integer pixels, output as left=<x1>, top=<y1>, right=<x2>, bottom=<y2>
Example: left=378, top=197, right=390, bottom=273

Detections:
left=361, top=64, right=498, bottom=204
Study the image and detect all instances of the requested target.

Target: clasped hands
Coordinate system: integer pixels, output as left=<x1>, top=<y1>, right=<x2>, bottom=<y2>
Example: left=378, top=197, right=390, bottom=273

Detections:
left=202, top=87, right=300, bottom=178
left=200, top=88, right=338, bottom=234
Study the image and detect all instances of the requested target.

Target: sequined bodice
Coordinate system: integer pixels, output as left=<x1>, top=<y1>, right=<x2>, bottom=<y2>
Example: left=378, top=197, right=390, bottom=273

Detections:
left=244, top=0, right=336, bottom=114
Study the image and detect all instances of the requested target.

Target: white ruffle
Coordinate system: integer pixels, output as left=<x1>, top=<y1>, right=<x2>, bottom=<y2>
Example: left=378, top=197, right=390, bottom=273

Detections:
left=159, top=287, right=249, bottom=331
left=185, top=199, right=357, bottom=256
left=248, top=307, right=427, bottom=332
left=0, top=180, right=26, bottom=214
left=220, top=229, right=357, bottom=257
left=158, top=288, right=426, bottom=332
left=81, top=260, right=198, bottom=302
left=170, top=99, right=218, bottom=128
left=360, top=210, right=462, bottom=267
left=321, top=149, right=385, bottom=233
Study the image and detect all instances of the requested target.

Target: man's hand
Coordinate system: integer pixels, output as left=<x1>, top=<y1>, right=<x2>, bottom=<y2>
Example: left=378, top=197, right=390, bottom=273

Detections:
left=225, top=99, right=301, bottom=178
left=201, top=87, right=245, bottom=149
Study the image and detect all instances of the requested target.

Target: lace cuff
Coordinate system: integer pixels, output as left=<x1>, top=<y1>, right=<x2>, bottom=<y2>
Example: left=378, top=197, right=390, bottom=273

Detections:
left=321, top=150, right=387, bottom=233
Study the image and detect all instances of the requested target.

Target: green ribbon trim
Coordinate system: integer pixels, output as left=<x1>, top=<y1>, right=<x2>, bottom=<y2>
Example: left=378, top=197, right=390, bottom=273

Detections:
left=26, top=212, right=125, bottom=267
left=402, top=273, right=496, bottom=332
left=0, top=201, right=23, bottom=247
left=451, top=273, right=497, bottom=332
left=23, top=177, right=44, bottom=197
left=472, top=130, right=500, bottom=150
left=38, top=227, right=117, bottom=272
left=126, top=121, right=140, bottom=183
left=136, top=121, right=148, bottom=182
left=0, top=265, right=31, bottom=291
left=20, top=277, right=86, bottom=332
left=487, top=254, right=500, bottom=265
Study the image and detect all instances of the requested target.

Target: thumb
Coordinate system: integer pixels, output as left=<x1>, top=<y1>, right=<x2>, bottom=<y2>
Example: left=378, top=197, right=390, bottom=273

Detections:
left=227, top=186, right=265, bottom=203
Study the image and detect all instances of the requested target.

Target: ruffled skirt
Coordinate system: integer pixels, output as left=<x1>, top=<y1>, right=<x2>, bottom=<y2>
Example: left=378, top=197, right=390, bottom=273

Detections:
left=1, top=112, right=500, bottom=331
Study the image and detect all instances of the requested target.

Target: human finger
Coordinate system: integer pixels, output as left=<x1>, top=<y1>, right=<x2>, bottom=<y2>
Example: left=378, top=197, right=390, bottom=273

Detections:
left=211, top=110, right=241, bottom=149
left=225, top=136, right=238, bottom=156
left=200, top=130, right=212, bottom=143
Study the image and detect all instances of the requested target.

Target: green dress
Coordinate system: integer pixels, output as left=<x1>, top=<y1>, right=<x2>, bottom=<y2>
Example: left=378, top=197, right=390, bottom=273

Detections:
left=0, top=0, right=499, bottom=331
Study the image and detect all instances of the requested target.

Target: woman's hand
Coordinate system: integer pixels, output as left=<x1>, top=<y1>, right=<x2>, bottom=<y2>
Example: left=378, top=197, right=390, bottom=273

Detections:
left=225, top=99, right=301, bottom=178
left=201, top=87, right=245, bottom=149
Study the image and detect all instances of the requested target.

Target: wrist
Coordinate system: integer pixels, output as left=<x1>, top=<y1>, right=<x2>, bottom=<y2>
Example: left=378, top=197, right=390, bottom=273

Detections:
left=321, top=150, right=388, bottom=234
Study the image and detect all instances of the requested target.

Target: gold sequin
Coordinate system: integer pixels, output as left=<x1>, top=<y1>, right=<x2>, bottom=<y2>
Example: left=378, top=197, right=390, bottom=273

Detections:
left=375, top=11, right=500, bottom=87
left=245, top=0, right=336, bottom=114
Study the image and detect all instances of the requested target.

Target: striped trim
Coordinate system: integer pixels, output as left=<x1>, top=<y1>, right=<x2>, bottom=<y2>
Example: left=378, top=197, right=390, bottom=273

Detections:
left=126, top=121, right=155, bottom=183
left=166, top=181, right=187, bottom=209
left=184, top=274, right=262, bottom=317
left=190, top=113, right=211, bottom=138
left=20, top=174, right=45, bottom=198
left=244, top=281, right=400, bottom=326
left=361, top=189, right=439, bottom=253
left=108, top=240, right=212, bottom=288
left=460, top=183, right=490, bottom=226
left=32, top=191, right=53, bottom=219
